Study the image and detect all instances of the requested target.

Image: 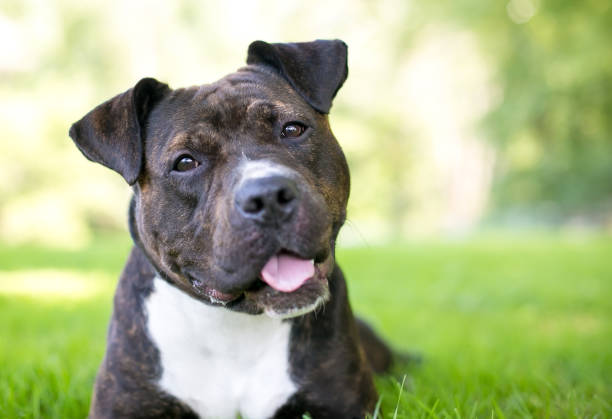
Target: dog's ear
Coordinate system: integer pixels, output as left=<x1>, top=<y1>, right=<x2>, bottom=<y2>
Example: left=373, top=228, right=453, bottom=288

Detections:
left=246, top=39, right=348, bottom=114
left=69, top=78, right=170, bottom=185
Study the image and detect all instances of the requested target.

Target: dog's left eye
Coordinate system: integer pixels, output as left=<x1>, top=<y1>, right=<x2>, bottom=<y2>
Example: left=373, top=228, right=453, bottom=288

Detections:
left=280, top=122, right=307, bottom=139
left=173, top=155, right=200, bottom=172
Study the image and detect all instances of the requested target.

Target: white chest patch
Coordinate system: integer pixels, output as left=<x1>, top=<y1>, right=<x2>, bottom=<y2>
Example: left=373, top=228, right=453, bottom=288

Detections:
left=145, top=277, right=297, bottom=419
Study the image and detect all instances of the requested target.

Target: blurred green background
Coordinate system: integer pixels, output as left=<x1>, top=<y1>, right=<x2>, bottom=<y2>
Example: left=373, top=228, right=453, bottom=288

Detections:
left=1, top=0, right=611, bottom=417
left=2, top=0, right=611, bottom=245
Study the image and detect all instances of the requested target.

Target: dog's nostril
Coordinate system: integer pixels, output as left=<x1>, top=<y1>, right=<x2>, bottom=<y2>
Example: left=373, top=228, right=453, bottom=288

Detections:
left=277, top=187, right=295, bottom=205
left=244, top=197, right=264, bottom=214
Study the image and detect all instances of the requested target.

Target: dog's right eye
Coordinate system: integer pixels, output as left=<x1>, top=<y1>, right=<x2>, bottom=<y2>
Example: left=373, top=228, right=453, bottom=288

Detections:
left=280, top=122, right=308, bottom=140
left=173, top=155, right=200, bottom=172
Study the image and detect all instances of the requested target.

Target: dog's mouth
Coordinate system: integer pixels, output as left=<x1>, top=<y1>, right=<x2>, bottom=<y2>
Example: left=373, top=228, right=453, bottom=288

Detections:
left=260, top=252, right=316, bottom=292
left=190, top=249, right=332, bottom=319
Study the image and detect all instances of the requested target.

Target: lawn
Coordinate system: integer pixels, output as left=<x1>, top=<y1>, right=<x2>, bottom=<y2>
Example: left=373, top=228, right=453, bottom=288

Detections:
left=1, top=234, right=610, bottom=418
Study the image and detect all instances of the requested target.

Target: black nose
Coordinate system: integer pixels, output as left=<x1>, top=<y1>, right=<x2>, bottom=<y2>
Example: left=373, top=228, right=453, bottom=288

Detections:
left=235, top=175, right=300, bottom=225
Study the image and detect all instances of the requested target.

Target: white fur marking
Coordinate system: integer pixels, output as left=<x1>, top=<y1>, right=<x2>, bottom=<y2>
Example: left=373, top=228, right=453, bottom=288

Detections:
left=146, top=277, right=297, bottom=419
left=238, top=160, right=296, bottom=185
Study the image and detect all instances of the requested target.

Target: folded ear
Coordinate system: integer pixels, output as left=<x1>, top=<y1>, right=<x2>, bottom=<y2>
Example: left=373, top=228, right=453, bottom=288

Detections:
left=246, top=39, right=348, bottom=114
left=69, top=77, right=170, bottom=185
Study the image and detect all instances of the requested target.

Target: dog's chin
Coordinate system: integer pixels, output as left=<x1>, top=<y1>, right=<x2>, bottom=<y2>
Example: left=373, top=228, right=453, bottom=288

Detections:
left=187, top=253, right=333, bottom=319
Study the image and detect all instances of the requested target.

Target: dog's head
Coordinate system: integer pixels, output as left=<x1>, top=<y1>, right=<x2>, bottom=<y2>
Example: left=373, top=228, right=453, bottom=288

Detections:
left=69, top=40, right=350, bottom=318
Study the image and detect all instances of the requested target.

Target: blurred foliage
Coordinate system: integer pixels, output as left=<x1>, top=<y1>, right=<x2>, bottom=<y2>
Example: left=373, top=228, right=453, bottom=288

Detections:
left=0, top=0, right=610, bottom=247
left=430, top=0, right=612, bottom=222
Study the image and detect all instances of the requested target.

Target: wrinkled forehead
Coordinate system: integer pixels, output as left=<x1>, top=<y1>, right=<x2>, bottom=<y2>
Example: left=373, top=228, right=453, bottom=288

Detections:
left=146, top=68, right=314, bottom=142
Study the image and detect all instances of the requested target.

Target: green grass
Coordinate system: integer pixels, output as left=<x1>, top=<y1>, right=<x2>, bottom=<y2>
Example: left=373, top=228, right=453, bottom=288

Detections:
left=1, top=234, right=611, bottom=418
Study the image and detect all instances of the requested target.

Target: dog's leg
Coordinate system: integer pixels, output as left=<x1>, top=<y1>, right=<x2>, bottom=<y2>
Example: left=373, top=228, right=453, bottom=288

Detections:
left=356, top=317, right=394, bottom=374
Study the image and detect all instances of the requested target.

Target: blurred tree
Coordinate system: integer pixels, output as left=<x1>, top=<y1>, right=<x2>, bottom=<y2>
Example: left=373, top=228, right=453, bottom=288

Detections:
left=428, top=0, right=612, bottom=223
left=2, top=0, right=611, bottom=247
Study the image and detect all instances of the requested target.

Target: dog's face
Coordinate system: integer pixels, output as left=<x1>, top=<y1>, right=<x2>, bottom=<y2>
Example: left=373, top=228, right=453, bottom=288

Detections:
left=70, top=40, right=350, bottom=318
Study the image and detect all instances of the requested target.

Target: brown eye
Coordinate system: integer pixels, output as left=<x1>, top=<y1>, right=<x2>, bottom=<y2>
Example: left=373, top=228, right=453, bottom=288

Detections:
left=173, top=155, right=199, bottom=172
left=280, top=122, right=307, bottom=139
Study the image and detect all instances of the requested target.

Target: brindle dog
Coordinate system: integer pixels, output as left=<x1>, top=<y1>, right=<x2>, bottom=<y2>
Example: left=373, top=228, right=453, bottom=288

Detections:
left=70, top=39, right=392, bottom=419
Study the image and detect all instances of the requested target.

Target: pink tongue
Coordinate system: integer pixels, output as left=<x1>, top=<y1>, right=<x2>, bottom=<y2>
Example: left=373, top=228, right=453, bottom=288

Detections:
left=260, top=254, right=315, bottom=292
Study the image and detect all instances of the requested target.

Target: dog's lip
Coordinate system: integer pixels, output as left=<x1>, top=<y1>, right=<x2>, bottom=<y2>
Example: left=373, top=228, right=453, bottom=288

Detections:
left=190, top=277, right=242, bottom=304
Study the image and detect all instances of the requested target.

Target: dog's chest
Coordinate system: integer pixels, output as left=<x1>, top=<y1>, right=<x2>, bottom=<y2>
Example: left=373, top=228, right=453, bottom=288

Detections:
left=145, top=277, right=297, bottom=419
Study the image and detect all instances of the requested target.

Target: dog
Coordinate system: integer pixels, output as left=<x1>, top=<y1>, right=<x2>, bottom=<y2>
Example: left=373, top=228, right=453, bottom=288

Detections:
left=70, top=39, right=393, bottom=419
